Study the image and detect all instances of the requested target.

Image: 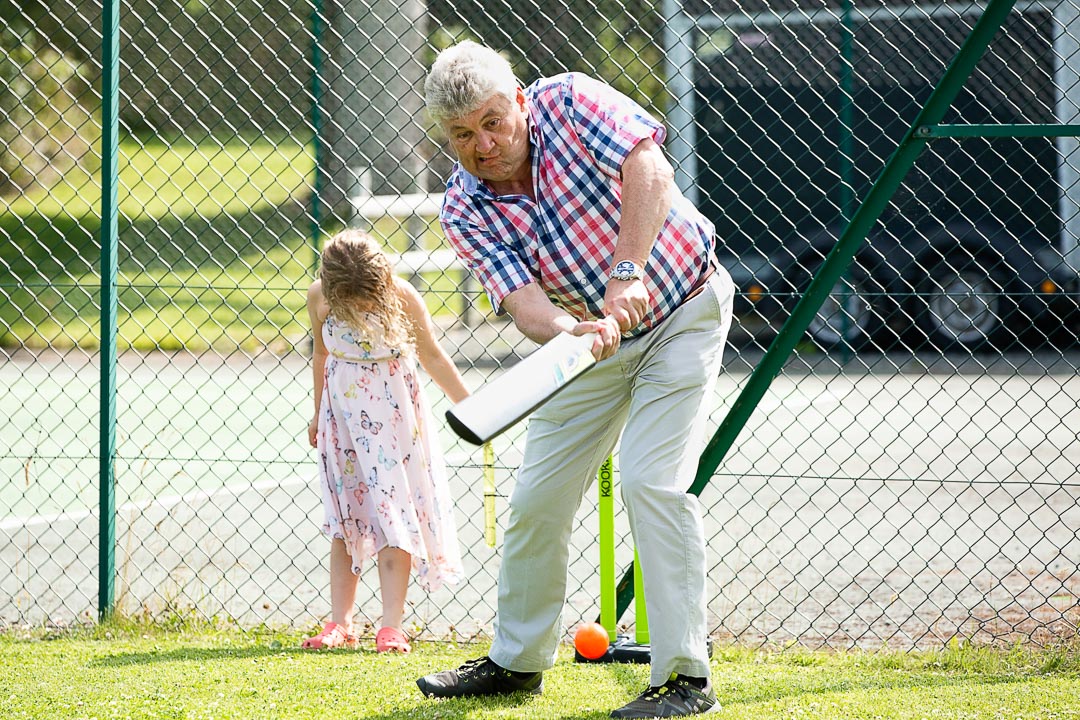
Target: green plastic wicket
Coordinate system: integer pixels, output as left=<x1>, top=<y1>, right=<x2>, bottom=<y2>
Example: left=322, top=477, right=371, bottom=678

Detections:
left=597, top=455, right=649, bottom=645
left=633, top=546, right=648, bottom=644
left=598, top=456, right=616, bottom=641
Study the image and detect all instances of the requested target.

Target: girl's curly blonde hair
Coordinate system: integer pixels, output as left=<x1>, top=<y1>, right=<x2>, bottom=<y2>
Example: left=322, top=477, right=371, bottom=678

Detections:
left=318, top=229, right=414, bottom=354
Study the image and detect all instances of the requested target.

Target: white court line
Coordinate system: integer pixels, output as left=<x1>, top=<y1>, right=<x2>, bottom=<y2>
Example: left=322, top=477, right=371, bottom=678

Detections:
left=0, top=475, right=317, bottom=532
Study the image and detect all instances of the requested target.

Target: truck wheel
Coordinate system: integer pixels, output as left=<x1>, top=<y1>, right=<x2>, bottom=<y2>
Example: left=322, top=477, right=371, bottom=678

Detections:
left=919, top=263, right=1004, bottom=349
left=805, top=277, right=875, bottom=350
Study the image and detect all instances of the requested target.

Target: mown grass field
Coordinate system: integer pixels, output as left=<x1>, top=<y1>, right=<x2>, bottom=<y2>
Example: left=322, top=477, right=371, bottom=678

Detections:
left=0, top=134, right=469, bottom=352
left=1, top=621, right=1078, bottom=719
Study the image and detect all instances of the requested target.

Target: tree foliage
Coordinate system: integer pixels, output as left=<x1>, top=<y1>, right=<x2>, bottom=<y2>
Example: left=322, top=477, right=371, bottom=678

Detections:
left=1, top=21, right=94, bottom=197
left=427, top=0, right=668, bottom=114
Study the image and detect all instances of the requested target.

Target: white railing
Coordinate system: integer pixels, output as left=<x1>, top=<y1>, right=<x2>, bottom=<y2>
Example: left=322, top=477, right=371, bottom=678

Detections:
left=351, top=190, right=481, bottom=327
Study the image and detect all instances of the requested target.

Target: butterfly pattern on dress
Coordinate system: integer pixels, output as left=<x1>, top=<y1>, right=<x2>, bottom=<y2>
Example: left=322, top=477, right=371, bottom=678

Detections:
left=360, top=410, right=382, bottom=435
left=404, top=372, right=420, bottom=406
left=315, top=312, right=463, bottom=591
left=384, top=381, right=399, bottom=409
left=352, top=481, right=369, bottom=508
left=377, top=445, right=398, bottom=471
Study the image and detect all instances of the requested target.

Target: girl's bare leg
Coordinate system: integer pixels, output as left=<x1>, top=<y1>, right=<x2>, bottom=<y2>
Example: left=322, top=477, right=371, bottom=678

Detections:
left=377, top=546, right=411, bottom=629
left=329, top=538, right=360, bottom=630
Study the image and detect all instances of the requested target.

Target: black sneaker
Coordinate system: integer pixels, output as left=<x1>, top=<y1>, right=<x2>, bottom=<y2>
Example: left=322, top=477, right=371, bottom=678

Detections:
left=610, top=675, right=719, bottom=718
left=416, top=656, right=543, bottom=698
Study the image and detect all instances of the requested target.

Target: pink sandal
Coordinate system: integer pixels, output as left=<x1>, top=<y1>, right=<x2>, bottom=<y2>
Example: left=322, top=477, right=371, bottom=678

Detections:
left=375, top=626, right=411, bottom=653
left=302, top=622, right=358, bottom=650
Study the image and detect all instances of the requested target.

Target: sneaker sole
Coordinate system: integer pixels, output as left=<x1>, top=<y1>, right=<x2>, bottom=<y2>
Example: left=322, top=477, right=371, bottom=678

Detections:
left=610, top=698, right=721, bottom=718
left=415, top=677, right=441, bottom=698
left=415, top=677, right=543, bottom=698
left=611, top=708, right=719, bottom=719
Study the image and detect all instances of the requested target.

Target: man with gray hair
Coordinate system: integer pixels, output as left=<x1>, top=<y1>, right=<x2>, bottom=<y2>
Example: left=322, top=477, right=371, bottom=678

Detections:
left=415, top=40, right=733, bottom=719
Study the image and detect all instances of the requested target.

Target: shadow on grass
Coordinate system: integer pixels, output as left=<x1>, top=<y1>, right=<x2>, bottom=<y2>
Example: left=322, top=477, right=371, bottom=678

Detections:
left=557, top=656, right=1033, bottom=720
left=84, top=646, right=1041, bottom=720
left=91, top=644, right=332, bottom=666
left=713, top=672, right=1029, bottom=712
left=0, top=197, right=322, bottom=349
left=0, top=184, right=467, bottom=350
left=368, top=693, right=553, bottom=720
left=0, top=200, right=314, bottom=281
left=94, top=646, right=557, bottom=719
left=0, top=209, right=100, bottom=281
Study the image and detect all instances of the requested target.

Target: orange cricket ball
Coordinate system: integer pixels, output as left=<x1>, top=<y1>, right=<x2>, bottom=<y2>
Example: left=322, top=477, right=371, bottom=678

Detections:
left=574, top=622, right=610, bottom=660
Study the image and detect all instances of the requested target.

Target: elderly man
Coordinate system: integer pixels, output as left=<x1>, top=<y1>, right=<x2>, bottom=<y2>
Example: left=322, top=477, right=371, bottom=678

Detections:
left=416, top=41, right=734, bottom=719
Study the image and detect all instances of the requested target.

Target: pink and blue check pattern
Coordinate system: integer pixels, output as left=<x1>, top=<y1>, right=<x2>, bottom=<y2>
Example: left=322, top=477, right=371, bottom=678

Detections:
left=440, top=73, right=716, bottom=336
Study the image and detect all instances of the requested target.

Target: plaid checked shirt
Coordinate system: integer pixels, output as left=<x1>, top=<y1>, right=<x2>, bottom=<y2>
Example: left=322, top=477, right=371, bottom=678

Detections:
left=440, top=72, right=716, bottom=336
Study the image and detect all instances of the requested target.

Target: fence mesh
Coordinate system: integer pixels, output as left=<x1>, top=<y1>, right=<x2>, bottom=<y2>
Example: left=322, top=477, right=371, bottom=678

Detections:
left=2, top=0, right=1078, bottom=649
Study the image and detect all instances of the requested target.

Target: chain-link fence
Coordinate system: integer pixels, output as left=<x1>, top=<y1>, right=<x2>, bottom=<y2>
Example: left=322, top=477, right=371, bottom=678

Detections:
left=2, top=0, right=1078, bottom=650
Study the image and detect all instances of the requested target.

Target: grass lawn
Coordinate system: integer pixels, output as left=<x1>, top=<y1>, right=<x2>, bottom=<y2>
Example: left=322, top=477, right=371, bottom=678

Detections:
left=1, top=623, right=1078, bottom=719
left=0, top=134, right=469, bottom=352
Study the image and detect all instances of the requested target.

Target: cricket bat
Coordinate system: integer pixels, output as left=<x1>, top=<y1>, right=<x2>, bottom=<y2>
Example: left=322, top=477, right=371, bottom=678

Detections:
left=447, top=332, right=598, bottom=445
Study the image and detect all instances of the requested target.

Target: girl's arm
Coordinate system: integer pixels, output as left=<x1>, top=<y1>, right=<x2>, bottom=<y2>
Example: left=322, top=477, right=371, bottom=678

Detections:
left=306, top=280, right=330, bottom=447
left=395, top=276, right=470, bottom=404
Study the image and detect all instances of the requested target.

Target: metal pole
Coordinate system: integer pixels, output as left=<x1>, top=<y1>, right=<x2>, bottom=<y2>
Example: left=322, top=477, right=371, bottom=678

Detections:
left=662, top=0, right=698, bottom=204
left=98, top=0, right=120, bottom=618
left=613, top=0, right=1020, bottom=621
left=1054, top=3, right=1080, bottom=270
left=839, top=0, right=855, bottom=225
left=838, top=0, right=856, bottom=359
left=310, top=0, right=324, bottom=270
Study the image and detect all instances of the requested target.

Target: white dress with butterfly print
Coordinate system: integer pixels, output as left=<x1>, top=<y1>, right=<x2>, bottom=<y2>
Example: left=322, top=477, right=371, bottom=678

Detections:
left=316, top=314, right=463, bottom=591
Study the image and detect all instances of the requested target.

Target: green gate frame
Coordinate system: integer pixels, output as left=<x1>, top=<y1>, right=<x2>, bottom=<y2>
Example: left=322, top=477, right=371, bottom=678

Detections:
left=610, top=0, right=1080, bottom=623
left=98, top=0, right=120, bottom=617
left=91, top=0, right=1077, bottom=623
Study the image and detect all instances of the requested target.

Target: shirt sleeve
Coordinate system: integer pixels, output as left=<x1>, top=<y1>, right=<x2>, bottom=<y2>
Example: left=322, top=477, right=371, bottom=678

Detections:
left=561, top=73, right=667, bottom=181
left=440, top=187, right=534, bottom=314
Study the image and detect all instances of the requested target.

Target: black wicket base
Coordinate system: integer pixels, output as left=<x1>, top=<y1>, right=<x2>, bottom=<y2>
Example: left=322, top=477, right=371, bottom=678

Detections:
left=574, top=635, right=714, bottom=664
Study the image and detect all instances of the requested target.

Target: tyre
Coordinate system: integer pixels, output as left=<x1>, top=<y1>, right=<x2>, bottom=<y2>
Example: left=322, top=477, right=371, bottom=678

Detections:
left=918, top=261, right=1005, bottom=349
left=805, top=276, right=876, bottom=349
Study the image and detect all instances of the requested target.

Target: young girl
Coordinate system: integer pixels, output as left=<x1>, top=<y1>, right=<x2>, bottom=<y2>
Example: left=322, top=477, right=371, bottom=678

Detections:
left=303, top=229, right=468, bottom=653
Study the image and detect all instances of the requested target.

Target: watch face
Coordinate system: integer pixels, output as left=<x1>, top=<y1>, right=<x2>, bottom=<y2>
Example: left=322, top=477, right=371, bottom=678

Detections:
left=612, top=260, right=641, bottom=280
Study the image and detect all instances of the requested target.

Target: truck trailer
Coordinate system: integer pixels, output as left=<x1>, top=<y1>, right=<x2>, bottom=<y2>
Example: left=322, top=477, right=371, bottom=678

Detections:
left=690, top=1, right=1079, bottom=350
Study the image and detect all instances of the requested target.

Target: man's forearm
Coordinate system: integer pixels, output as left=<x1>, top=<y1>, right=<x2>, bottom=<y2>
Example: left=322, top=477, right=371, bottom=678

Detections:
left=616, top=139, right=674, bottom=267
left=502, top=283, right=579, bottom=345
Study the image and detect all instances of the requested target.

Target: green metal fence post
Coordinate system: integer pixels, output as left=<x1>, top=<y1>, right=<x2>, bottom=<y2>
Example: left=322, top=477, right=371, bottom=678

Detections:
left=838, top=0, right=855, bottom=225
left=838, top=0, right=856, bottom=360
left=612, top=0, right=1020, bottom=622
left=98, top=0, right=120, bottom=618
left=310, top=0, right=324, bottom=270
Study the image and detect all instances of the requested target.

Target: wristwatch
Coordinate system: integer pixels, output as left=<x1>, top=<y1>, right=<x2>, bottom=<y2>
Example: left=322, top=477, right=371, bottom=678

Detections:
left=609, top=260, right=644, bottom=282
